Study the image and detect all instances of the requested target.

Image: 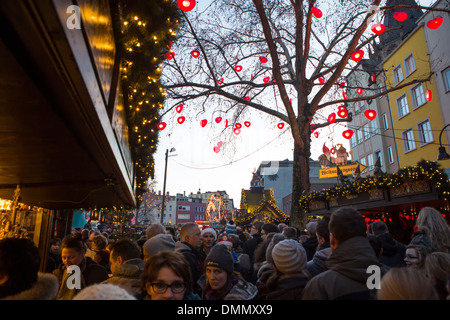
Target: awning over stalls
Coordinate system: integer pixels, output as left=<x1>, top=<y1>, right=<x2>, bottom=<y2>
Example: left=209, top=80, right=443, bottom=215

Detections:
left=0, top=0, right=135, bottom=209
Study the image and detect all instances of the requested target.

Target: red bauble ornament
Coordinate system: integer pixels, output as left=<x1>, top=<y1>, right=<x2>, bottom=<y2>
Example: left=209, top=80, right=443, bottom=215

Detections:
left=328, top=113, right=336, bottom=124
left=177, top=116, right=186, bottom=124
left=314, top=131, right=319, bottom=138
left=233, top=128, right=241, bottom=135
left=351, top=50, right=364, bottom=62
left=263, top=76, right=271, bottom=83
left=177, top=0, right=196, bottom=12
left=357, top=88, right=363, bottom=95
left=319, top=77, right=325, bottom=84
left=259, top=56, right=268, bottom=63
left=426, top=89, right=432, bottom=101
left=244, top=121, right=251, bottom=127
left=218, top=78, right=224, bottom=85
left=225, top=119, right=229, bottom=127
left=342, top=129, right=354, bottom=139
left=371, top=24, right=386, bottom=35
left=330, top=147, right=336, bottom=155
left=277, top=123, right=285, bottom=129
left=372, top=73, right=376, bottom=82
left=213, top=146, right=220, bottom=153
left=191, top=50, right=200, bottom=58
left=393, top=12, right=408, bottom=22
left=215, top=117, right=222, bottom=123
left=158, top=122, right=167, bottom=131
left=342, top=91, right=347, bottom=99
left=427, top=17, right=443, bottom=30
left=311, top=6, right=323, bottom=18
left=243, top=96, right=250, bottom=101
left=176, top=104, right=183, bottom=113
left=200, top=119, right=208, bottom=127
left=364, top=109, right=377, bottom=120
left=339, top=81, right=346, bottom=89
left=235, top=65, right=243, bottom=72
left=235, top=123, right=242, bottom=129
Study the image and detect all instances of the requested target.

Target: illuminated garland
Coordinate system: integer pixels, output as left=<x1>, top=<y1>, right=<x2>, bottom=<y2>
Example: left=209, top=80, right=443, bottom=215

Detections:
left=299, top=160, right=450, bottom=212
left=115, top=0, right=183, bottom=204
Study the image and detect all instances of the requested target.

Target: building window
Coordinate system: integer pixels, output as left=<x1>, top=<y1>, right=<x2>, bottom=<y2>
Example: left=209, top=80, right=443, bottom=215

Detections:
left=417, top=119, right=433, bottom=146
left=363, top=123, right=371, bottom=140
left=360, top=157, right=366, bottom=167
left=393, top=64, right=404, bottom=85
left=402, top=128, right=416, bottom=152
left=370, top=119, right=378, bottom=135
left=404, top=53, right=416, bottom=77
left=357, top=129, right=363, bottom=144
left=375, top=151, right=383, bottom=167
left=387, top=146, right=394, bottom=164
left=367, top=154, right=374, bottom=170
left=444, top=67, right=450, bottom=92
left=396, top=94, right=409, bottom=118
left=411, top=84, right=426, bottom=109
left=382, top=113, right=389, bottom=130
left=350, top=134, right=357, bottom=148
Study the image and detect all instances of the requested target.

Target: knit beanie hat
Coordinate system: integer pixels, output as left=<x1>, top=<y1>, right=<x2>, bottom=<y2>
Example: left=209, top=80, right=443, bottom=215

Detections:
left=271, top=239, right=307, bottom=275
left=143, top=233, right=175, bottom=255
left=201, top=227, right=217, bottom=240
left=204, top=243, right=234, bottom=273
left=73, top=283, right=136, bottom=300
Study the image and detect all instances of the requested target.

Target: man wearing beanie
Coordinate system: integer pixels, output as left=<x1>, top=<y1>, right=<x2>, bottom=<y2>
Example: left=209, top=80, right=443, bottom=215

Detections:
left=203, top=244, right=258, bottom=300
left=143, top=233, right=176, bottom=262
left=260, top=239, right=309, bottom=300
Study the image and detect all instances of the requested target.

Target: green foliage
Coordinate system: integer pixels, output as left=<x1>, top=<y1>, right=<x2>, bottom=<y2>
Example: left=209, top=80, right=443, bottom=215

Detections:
left=115, top=0, right=184, bottom=204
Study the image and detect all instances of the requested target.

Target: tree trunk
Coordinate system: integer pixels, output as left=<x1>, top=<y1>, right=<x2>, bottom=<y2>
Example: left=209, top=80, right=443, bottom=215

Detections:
left=290, top=122, right=311, bottom=230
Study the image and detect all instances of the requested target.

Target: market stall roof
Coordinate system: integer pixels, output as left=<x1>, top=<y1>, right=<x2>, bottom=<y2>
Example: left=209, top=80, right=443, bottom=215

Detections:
left=0, top=1, right=135, bottom=209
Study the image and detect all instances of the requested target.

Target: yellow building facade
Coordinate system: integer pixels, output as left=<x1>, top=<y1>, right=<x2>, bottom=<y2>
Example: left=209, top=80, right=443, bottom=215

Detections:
left=383, top=26, right=448, bottom=169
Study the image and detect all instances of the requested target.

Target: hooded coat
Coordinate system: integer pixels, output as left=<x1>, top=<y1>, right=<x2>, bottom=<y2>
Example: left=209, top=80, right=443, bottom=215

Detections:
left=53, top=257, right=109, bottom=300
left=0, top=273, right=59, bottom=300
left=377, top=233, right=406, bottom=268
left=302, top=237, right=381, bottom=300
left=306, top=247, right=332, bottom=278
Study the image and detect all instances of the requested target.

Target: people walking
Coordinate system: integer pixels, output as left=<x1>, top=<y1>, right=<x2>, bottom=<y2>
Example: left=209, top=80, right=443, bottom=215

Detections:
left=372, top=220, right=406, bottom=268
left=260, top=239, right=309, bottom=300
left=175, top=222, right=203, bottom=295
left=103, top=239, right=145, bottom=298
left=410, top=207, right=450, bottom=253
left=141, top=251, right=200, bottom=300
left=53, top=236, right=109, bottom=300
left=302, top=206, right=381, bottom=300
left=202, top=244, right=258, bottom=300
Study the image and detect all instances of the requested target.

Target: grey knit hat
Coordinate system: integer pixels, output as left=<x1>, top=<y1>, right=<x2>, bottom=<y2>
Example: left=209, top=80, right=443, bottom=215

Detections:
left=204, top=243, right=234, bottom=273
left=271, top=239, right=307, bottom=274
left=143, top=233, right=175, bottom=255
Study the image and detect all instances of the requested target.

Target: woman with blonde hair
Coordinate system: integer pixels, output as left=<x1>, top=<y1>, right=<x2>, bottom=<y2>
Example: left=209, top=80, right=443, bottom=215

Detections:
left=377, top=267, right=438, bottom=300
left=425, top=252, right=450, bottom=300
left=410, top=207, right=450, bottom=253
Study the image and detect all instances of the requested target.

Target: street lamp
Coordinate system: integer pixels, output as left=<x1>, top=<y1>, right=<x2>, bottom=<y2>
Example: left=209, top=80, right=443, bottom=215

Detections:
left=161, top=147, right=176, bottom=224
left=437, top=124, right=450, bottom=161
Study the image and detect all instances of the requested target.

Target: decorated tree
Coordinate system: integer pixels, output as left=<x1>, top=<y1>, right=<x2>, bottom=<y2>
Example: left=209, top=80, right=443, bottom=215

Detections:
left=161, top=0, right=448, bottom=228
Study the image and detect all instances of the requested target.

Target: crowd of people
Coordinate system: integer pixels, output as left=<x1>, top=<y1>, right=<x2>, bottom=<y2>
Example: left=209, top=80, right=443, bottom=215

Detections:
left=0, top=206, right=449, bottom=300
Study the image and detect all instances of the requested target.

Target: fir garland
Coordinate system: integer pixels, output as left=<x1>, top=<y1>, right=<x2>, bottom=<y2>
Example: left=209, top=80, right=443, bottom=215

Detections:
left=299, top=160, right=450, bottom=212
left=114, top=0, right=183, bottom=204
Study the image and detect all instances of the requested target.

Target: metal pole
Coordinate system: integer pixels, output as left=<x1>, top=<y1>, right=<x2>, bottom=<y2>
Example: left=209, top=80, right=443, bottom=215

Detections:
left=160, top=149, right=168, bottom=224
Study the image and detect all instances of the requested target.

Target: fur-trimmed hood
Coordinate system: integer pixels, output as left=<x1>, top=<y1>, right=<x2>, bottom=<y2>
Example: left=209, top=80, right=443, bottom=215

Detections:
left=1, top=272, right=59, bottom=300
